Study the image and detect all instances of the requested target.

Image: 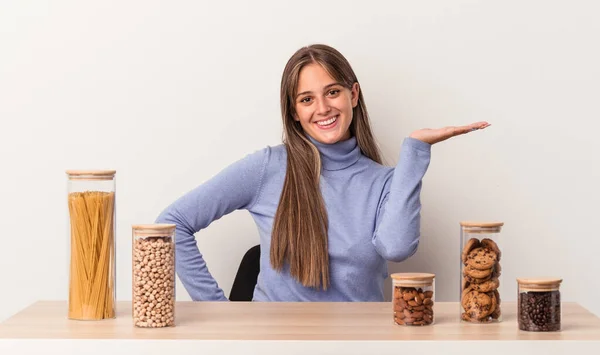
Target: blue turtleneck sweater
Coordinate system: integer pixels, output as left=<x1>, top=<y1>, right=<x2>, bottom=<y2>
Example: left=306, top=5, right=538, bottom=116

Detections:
left=156, top=136, right=431, bottom=301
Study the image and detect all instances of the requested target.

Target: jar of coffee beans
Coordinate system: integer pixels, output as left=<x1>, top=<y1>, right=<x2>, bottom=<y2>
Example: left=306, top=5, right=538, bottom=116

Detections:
left=517, top=278, right=562, bottom=332
left=391, top=273, right=435, bottom=326
left=132, top=224, right=176, bottom=328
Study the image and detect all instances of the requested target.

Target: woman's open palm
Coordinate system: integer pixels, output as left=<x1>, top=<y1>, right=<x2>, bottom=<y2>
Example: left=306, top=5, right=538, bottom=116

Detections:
left=410, top=121, right=491, bottom=145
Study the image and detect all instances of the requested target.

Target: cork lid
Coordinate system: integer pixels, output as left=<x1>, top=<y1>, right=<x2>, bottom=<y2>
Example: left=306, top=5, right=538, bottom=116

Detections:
left=517, top=278, right=563, bottom=292
left=67, top=170, right=116, bottom=181
left=460, top=221, right=503, bottom=233
left=132, top=224, right=176, bottom=237
left=390, top=273, right=435, bottom=285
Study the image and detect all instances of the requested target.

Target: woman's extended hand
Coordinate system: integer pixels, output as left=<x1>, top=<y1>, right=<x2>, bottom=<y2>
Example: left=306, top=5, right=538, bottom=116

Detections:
left=409, top=121, right=491, bottom=145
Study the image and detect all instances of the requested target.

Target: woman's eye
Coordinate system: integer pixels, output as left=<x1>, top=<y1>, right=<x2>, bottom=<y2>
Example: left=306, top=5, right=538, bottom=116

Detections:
left=328, top=89, right=340, bottom=96
left=300, top=97, right=312, bottom=103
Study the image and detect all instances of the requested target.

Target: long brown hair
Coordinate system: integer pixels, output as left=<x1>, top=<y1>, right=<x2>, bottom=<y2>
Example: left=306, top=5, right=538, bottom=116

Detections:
left=271, top=44, right=383, bottom=289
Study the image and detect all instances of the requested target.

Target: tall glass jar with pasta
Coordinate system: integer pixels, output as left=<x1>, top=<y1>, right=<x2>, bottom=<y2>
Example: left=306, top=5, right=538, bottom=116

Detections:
left=66, top=170, right=116, bottom=320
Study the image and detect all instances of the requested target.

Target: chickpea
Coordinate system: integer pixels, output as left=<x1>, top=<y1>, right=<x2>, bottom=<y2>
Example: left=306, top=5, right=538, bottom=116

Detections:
left=133, top=236, right=175, bottom=328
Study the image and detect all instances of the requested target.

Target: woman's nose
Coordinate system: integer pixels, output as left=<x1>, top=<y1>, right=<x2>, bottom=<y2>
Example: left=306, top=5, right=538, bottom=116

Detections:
left=316, top=98, right=331, bottom=115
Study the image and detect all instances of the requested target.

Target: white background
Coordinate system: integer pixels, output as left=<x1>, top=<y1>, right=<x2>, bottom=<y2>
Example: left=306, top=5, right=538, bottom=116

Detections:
left=1, top=0, right=598, bottom=323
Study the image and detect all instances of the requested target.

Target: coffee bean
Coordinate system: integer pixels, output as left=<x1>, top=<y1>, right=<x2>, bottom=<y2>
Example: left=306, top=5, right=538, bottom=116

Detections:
left=518, top=291, right=560, bottom=332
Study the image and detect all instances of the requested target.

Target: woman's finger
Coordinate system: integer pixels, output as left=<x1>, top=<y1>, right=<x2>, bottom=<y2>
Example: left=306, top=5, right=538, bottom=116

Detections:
left=446, top=125, right=471, bottom=137
left=410, top=122, right=491, bottom=145
left=443, top=122, right=490, bottom=139
left=469, top=121, right=491, bottom=130
left=459, top=121, right=490, bottom=134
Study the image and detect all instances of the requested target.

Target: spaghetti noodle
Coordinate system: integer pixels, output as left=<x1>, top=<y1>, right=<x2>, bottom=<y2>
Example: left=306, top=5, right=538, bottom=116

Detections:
left=68, top=191, right=115, bottom=320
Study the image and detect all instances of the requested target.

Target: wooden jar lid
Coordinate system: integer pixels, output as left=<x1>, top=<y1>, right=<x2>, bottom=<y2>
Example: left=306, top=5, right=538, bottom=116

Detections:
left=460, top=221, right=504, bottom=233
left=132, top=224, right=176, bottom=237
left=460, top=221, right=504, bottom=228
left=517, top=278, right=563, bottom=291
left=391, top=273, right=435, bottom=285
left=67, top=170, right=116, bottom=180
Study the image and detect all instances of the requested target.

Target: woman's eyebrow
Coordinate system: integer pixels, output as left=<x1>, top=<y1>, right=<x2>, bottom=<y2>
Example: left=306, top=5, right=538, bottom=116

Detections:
left=296, top=83, right=342, bottom=98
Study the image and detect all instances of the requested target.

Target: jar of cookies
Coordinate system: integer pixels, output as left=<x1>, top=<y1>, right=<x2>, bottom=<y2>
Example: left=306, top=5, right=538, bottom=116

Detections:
left=517, top=278, right=562, bottom=332
left=132, top=224, right=176, bottom=328
left=66, top=170, right=116, bottom=320
left=391, top=273, right=435, bottom=326
left=460, top=221, right=503, bottom=323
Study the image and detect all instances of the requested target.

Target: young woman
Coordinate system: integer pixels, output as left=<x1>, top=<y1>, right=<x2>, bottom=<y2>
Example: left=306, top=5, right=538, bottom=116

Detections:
left=156, top=44, right=490, bottom=301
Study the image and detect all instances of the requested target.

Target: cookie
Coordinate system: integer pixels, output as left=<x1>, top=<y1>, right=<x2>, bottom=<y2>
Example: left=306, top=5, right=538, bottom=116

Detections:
left=462, top=238, right=481, bottom=264
left=461, top=286, right=473, bottom=309
left=464, top=273, right=492, bottom=284
left=491, top=307, right=501, bottom=319
left=462, top=276, right=469, bottom=291
left=461, top=311, right=493, bottom=323
left=463, top=264, right=493, bottom=279
left=493, top=289, right=501, bottom=307
left=466, top=247, right=498, bottom=270
left=463, top=290, right=496, bottom=320
left=488, top=289, right=501, bottom=319
left=481, top=238, right=501, bottom=262
left=491, top=290, right=501, bottom=317
left=469, top=291, right=501, bottom=323
left=492, top=262, right=502, bottom=278
left=469, top=278, right=499, bottom=293
left=486, top=290, right=498, bottom=318
left=461, top=312, right=471, bottom=322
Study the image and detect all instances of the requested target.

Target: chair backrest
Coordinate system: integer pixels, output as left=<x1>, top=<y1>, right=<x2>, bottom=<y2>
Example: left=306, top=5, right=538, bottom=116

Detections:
left=229, top=244, right=260, bottom=301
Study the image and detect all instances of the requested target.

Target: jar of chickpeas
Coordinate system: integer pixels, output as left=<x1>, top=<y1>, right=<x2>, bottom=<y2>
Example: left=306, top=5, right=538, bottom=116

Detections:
left=132, top=224, right=176, bottom=328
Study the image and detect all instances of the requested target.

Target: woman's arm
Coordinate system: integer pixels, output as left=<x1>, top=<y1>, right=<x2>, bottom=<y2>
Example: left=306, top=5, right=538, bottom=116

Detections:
left=155, top=148, right=270, bottom=300
left=372, top=121, right=490, bottom=262
left=372, top=137, right=431, bottom=262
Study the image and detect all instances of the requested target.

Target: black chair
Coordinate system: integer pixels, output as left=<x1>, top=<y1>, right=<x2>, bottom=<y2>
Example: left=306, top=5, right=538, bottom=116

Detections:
left=229, top=244, right=260, bottom=301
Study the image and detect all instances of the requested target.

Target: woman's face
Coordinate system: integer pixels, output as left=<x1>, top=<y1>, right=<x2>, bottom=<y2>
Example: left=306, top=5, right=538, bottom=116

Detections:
left=294, top=63, right=359, bottom=144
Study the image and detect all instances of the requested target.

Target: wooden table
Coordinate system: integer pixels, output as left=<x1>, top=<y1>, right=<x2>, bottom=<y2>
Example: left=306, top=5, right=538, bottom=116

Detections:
left=1, top=301, right=599, bottom=354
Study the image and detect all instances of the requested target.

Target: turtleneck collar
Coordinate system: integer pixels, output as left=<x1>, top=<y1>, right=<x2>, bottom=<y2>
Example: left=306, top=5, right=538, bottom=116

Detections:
left=306, top=135, right=361, bottom=171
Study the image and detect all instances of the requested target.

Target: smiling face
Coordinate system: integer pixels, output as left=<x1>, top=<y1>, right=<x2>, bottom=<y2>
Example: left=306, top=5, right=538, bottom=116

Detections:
left=293, top=63, right=359, bottom=144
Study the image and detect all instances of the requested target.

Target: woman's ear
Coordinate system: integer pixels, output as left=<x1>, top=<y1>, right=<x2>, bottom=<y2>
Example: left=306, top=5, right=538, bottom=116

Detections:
left=351, top=82, right=360, bottom=108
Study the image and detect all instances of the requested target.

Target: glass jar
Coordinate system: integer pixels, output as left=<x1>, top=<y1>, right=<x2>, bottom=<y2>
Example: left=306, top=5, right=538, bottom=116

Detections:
left=391, top=273, right=435, bottom=326
left=517, top=278, right=562, bottom=332
left=459, top=221, right=503, bottom=323
left=132, top=224, right=176, bottom=328
left=66, top=170, right=116, bottom=320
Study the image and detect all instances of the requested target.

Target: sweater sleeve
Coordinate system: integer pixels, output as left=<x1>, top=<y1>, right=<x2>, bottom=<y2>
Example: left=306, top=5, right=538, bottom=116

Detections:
left=155, top=147, right=270, bottom=301
left=372, top=137, right=431, bottom=262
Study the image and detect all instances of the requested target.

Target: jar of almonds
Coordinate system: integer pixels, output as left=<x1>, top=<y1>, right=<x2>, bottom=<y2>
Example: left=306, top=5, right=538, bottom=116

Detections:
left=391, top=273, right=435, bottom=326
left=132, top=224, right=176, bottom=328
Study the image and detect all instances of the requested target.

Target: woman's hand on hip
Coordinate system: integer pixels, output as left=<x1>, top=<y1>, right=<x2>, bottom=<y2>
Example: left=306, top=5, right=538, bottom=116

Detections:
left=409, top=121, right=491, bottom=145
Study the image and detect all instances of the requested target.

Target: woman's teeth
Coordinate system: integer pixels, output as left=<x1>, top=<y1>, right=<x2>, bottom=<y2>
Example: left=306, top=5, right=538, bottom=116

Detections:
left=317, top=116, right=338, bottom=126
